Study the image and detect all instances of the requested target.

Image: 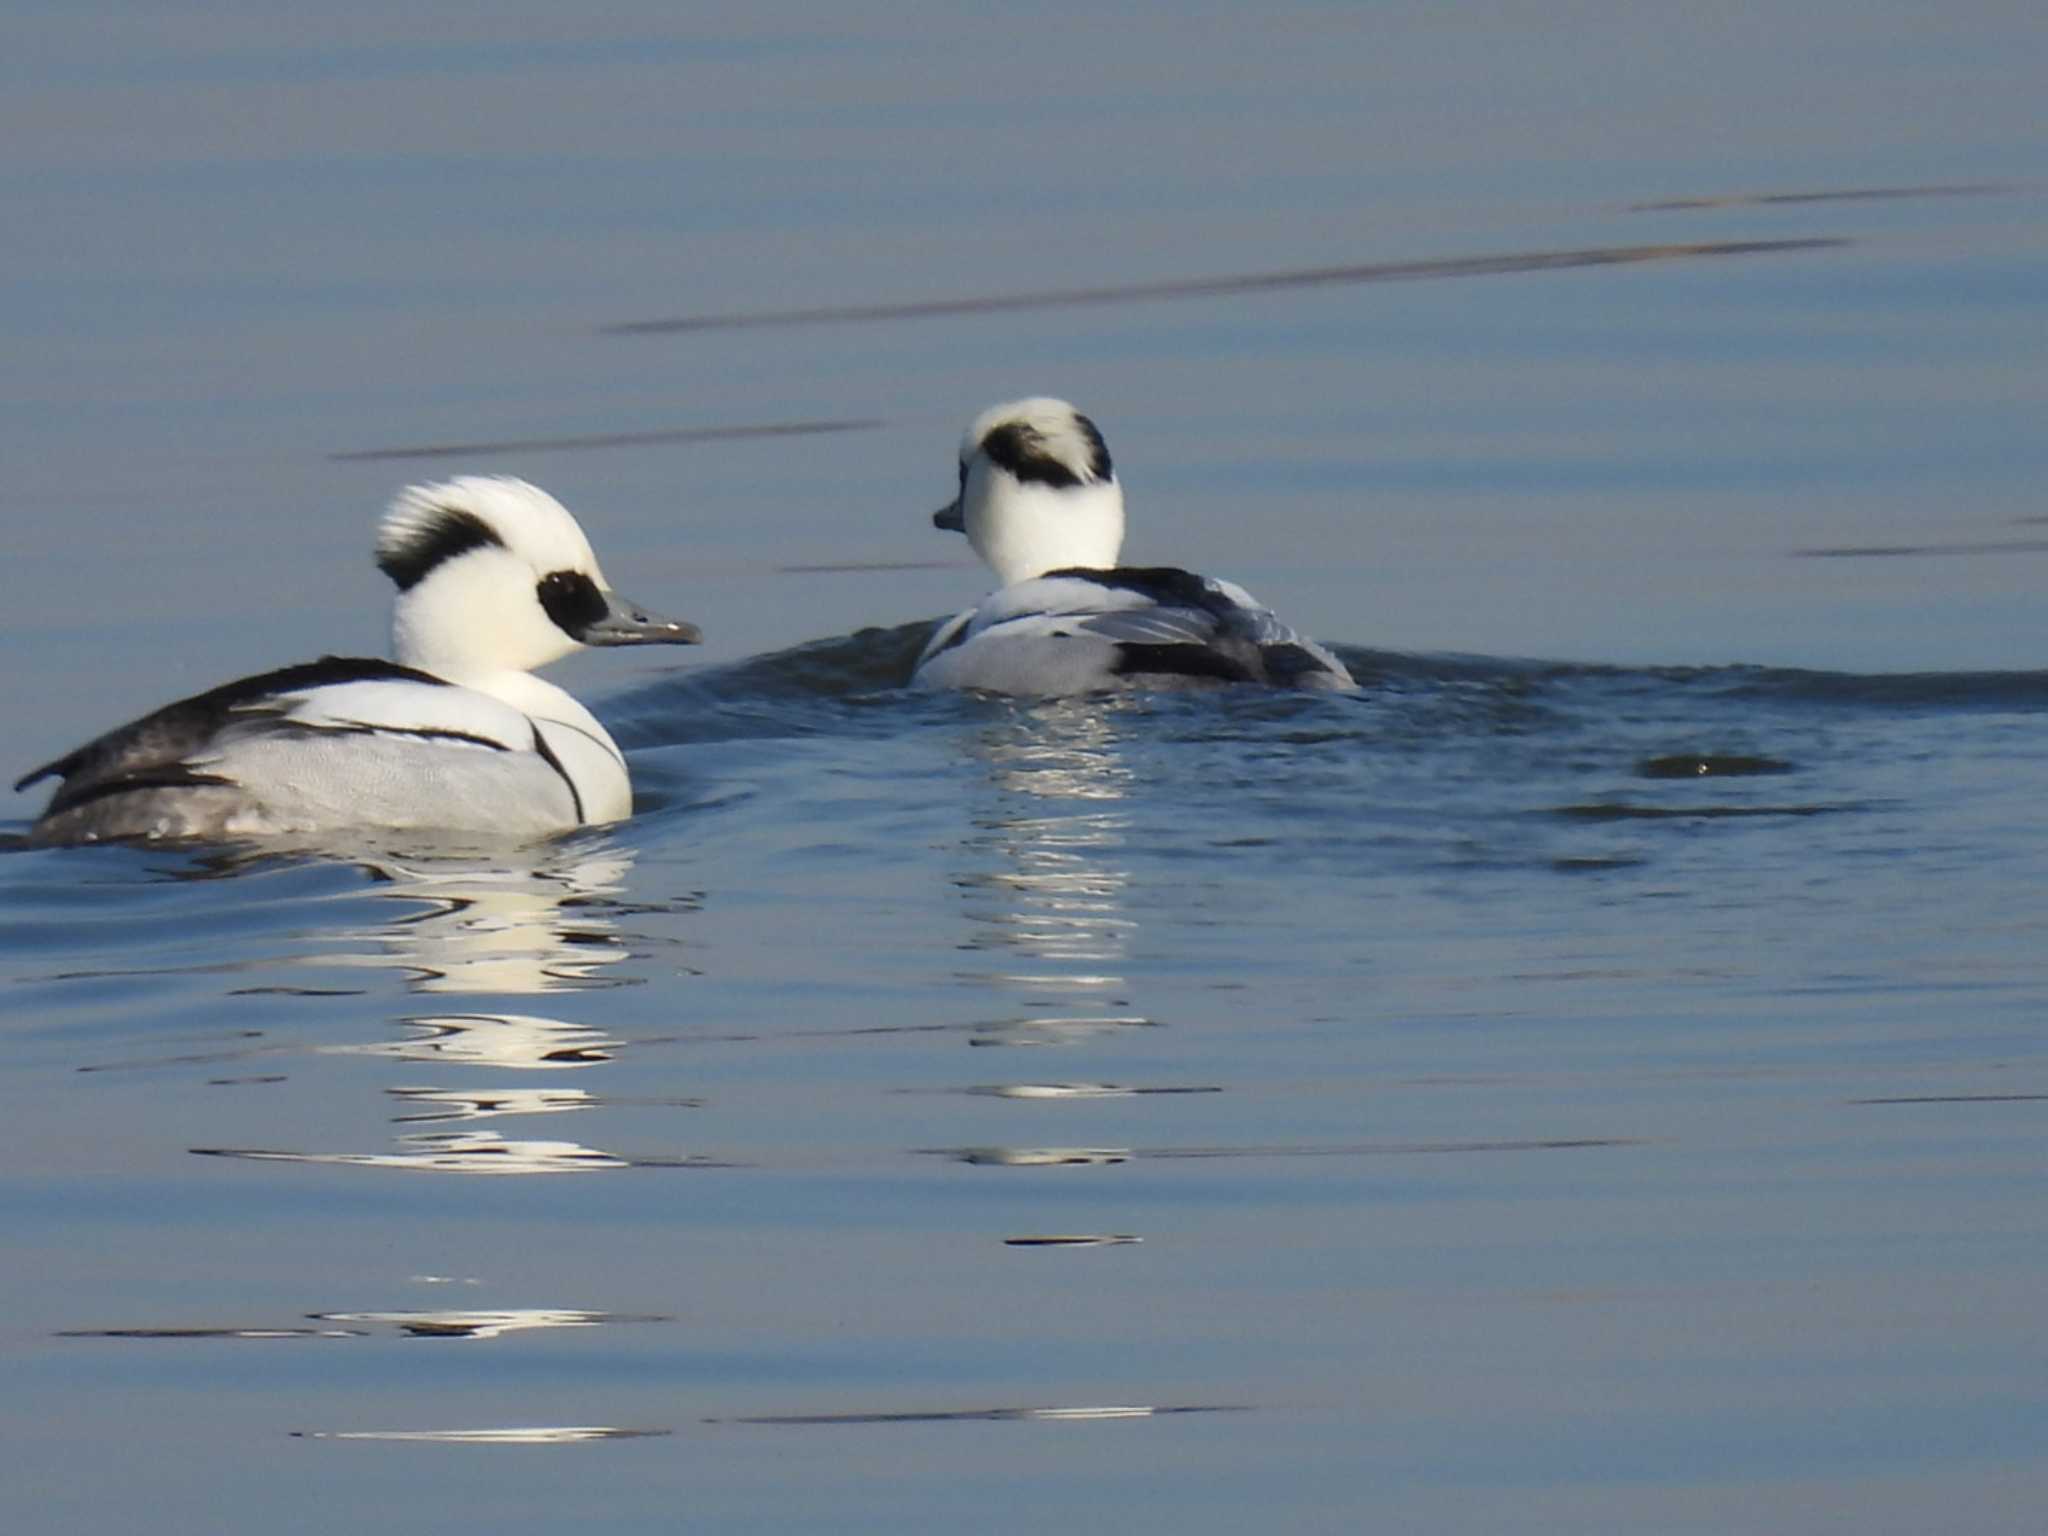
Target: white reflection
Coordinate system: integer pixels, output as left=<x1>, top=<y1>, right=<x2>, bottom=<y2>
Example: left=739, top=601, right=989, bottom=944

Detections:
left=956, top=702, right=1135, bottom=1004
left=327, top=1012, right=623, bottom=1070
left=967, top=1014, right=1156, bottom=1048
left=387, top=1086, right=601, bottom=1123
left=310, top=1308, right=656, bottom=1340
left=321, top=841, right=642, bottom=995
left=945, top=1146, right=1131, bottom=1166
left=198, top=1132, right=629, bottom=1175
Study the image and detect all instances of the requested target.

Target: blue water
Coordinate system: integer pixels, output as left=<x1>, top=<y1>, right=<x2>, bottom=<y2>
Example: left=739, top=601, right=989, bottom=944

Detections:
left=5, top=3, right=2048, bottom=1532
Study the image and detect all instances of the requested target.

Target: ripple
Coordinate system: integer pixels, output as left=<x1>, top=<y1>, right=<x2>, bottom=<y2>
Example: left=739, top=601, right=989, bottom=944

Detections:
left=600, top=239, right=1844, bottom=334
left=1002, top=1235, right=1142, bottom=1248
left=931, top=1138, right=1640, bottom=1165
left=711, top=1403, right=1245, bottom=1426
left=295, top=1426, right=671, bottom=1444
left=1635, top=754, right=1795, bottom=779
left=330, top=417, right=882, bottom=463
left=959, top=1082, right=1219, bottom=1099
left=1629, top=181, right=2008, bottom=212
left=1550, top=802, right=1845, bottom=822
left=190, top=1131, right=733, bottom=1175
left=58, top=1326, right=360, bottom=1340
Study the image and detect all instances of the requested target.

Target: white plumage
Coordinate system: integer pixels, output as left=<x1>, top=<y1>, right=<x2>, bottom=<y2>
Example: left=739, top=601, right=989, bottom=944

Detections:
left=17, top=477, right=700, bottom=844
left=913, top=398, right=1356, bottom=695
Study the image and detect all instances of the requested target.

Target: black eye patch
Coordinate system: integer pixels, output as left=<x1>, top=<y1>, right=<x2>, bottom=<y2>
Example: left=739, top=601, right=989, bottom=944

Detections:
left=537, top=569, right=609, bottom=639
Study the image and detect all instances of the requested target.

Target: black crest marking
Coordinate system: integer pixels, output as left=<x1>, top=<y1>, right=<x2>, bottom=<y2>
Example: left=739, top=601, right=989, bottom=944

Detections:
left=979, top=412, right=1113, bottom=490
left=537, top=570, right=609, bottom=640
left=1072, top=412, right=1112, bottom=480
left=377, top=507, right=506, bottom=591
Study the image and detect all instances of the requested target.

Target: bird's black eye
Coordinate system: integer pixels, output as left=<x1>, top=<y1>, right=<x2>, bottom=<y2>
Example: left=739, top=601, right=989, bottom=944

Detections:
left=537, top=569, right=608, bottom=639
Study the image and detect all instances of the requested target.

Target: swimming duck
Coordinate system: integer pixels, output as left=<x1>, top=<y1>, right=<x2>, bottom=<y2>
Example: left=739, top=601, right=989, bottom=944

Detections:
left=913, top=398, right=1355, bottom=695
left=16, top=476, right=700, bottom=843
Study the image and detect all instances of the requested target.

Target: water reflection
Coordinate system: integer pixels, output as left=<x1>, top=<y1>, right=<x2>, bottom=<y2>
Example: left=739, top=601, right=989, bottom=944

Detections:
left=384, top=1084, right=700, bottom=1123
left=61, top=1309, right=666, bottom=1342
left=955, top=700, right=1137, bottom=999
left=193, top=1132, right=635, bottom=1175
left=59, top=1326, right=361, bottom=1340
left=966, top=1014, right=1156, bottom=1049
left=926, top=1137, right=1640, bottom=1164
left=308, top=1309, right=667, bottom=1340
left=943, top=702, right=1164, bottom=1188
left=332, top=1012, right=625, bottom=1069
left=940, top=1147, right=1132, bottom=1167
left=325, top=843, right=651, bottom=995
left=177, top=839, right=715, bottom=1176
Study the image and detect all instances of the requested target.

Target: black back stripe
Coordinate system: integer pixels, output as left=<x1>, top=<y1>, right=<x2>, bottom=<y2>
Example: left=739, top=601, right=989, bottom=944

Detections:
left=1042, top=565, right=1231, bottom=613
left=39, top=768, right=239, bottom=817
left=927, top=612, right=973, bottom=658
left=1259, top=642, right=1335, bottom=685
left=299, top=721, right=514, bottom=750
left=209, top=656, right=451, bottom=710
left=1112, top=642, right=1259, bottom=684
left=15, top=657, right=452, bottom=795
left=530, top=726, right=586, bottom=823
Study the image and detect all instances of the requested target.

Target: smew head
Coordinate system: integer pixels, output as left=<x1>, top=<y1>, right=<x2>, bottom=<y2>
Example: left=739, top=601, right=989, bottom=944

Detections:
left=375, top=476, right=700, bottom=681
left=932, top=398, right=1123, bottom=586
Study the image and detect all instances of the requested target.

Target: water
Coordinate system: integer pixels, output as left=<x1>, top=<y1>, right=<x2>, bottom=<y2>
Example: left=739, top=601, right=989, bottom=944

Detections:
left=5, top=4, right=2048, bottom=1532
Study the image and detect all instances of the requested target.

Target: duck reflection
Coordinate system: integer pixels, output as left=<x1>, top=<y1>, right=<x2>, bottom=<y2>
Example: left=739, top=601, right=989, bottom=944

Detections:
left=188, top=839, right=711, bottom=1176
left=332, top=1011, right=624, bottom=1069
left=322, top=839, right=649, bottom=995
left=194, top=1130, right=632, bottom=1175
left=955, top=700, right=1138, bottom=1001
left=943, top=700, right=1178, bottom=1179
left=308, top=1308, right=666, bottom=1340
left=386, top=1085, right=602, bottom=1123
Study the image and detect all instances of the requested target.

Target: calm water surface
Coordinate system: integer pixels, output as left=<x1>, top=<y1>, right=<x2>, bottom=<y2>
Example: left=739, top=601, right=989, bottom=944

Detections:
left=4, top=4, right=2047, bottom=1533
